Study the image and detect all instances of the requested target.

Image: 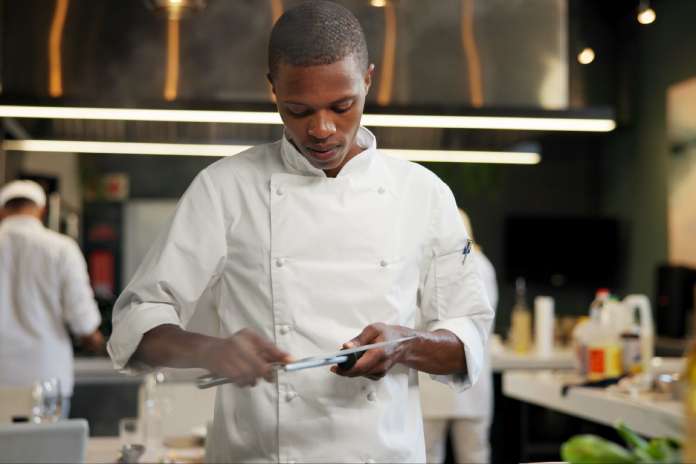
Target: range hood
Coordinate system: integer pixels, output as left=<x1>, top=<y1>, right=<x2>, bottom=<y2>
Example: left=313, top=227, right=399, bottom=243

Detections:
left=2, top=0, right=569, bottom=110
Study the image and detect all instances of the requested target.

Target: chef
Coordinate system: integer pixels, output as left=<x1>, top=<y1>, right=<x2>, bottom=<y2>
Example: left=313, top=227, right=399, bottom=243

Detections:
left=107, top=1, right=494, bottom=462
left=0, top=180, right=104, bottom=416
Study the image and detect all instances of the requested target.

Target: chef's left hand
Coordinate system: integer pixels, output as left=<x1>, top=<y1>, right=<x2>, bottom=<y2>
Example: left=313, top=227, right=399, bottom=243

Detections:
left=331, top=323, right=416, bottom=380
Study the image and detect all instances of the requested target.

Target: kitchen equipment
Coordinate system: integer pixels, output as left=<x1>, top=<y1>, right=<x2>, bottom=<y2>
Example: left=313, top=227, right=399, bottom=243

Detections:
left=605, top=294, right=655, bottom=374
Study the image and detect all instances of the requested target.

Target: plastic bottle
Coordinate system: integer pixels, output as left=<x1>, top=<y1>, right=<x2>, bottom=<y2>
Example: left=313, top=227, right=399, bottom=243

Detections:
left=621, top=294, right=655, bottom=375
left=589, top=288, right=610, bottom=320
left=572, top=289, right=610, bottom=376
left=587, top=296, right=623, bottom=380
left=509, top=277, right=532, bottom=354
left=600, top=294, right=655, bottom=375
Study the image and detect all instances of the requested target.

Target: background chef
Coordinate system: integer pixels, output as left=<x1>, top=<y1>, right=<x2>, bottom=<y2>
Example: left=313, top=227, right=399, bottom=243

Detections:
left=107, top=2, right=494, bottom=462
left=0, top=180, right=104, bottom=417
left=421, top=209, right=498, bottom=464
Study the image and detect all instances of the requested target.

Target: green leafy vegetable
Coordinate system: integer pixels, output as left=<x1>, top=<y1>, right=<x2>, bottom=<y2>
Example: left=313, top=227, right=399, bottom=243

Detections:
left=561, top=435, right=634, bottom=463
left=561, top=422, right=681, bottom=464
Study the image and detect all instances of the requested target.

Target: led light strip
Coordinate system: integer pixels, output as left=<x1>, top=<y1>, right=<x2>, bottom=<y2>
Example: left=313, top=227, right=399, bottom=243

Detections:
left=0, top=105, right=615, bottom=132
left=2, top=140, right=541, bottom=164
left=382, top=148, right=540, bottom=165
left=3, top=140, right=252, bottom=157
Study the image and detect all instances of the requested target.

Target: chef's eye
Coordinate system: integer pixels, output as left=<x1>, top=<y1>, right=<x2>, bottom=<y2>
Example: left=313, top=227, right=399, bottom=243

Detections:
left=333, top=103, right=353, bottom=114
left=286, top=105, right=311, bottom=117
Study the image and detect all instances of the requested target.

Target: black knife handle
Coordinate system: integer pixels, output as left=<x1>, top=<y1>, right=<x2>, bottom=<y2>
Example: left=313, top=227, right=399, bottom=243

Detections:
left=337, top=350, right=365, bottom=370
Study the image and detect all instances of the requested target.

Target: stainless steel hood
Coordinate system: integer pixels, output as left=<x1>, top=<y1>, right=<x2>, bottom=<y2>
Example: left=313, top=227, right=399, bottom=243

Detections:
left=1, top=0, right=568, bottom=109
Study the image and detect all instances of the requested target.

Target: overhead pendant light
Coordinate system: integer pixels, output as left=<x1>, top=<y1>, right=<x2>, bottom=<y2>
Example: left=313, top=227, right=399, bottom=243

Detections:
left=577, top=47, right=595, bottom=65
left=0, top=105, right=616, bottom=132
left=2, top=139, right=541, bottom=165
left=370, top=0, right=387, bottom=7
left=636, top=0, right=656, bottom=25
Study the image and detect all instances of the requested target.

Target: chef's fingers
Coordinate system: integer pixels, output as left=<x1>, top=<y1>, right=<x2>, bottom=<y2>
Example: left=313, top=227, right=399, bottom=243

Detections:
left=244, top=330, right=292, bottom=363
left=219, top=357, right=256, bottom=386
left=344, top=323, right=386, bottom=349
left=259, top=342, right=293, bottom=364
left=225, top=335, right=276, bottom=385
left=334, top=348, right=386, bottom=377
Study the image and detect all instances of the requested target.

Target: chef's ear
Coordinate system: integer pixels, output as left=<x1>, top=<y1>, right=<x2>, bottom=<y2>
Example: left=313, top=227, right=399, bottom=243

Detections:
left=267, top=73, right=276, bottom=96
left=364, top=64, right=375, bottom=92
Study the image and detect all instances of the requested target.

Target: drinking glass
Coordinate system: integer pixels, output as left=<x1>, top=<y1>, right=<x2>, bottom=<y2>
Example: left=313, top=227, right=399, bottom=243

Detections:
left=31, top=378, right=62, bottom=422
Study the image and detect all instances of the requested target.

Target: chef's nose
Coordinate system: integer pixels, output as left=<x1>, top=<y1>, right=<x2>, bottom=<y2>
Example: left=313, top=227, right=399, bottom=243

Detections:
left=307, top=111, right=336, bottom=140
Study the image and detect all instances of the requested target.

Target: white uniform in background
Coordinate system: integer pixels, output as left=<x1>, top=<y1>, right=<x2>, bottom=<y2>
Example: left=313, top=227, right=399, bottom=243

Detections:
left=108, top=128, right=494, bottom=463
left=420, top=248, right=498, bottom=464
left=0, top=215, right=101, bottom=399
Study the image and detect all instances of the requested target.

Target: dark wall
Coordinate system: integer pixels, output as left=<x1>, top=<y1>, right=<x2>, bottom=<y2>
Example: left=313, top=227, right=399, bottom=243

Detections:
left=600, top=0, right=696, bottom=303
left=429, top=134, right=606, bottom=332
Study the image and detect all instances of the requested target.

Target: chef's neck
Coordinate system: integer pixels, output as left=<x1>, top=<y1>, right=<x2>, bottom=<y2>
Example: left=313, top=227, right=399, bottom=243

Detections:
left=0, top=205, right=44, bottom=221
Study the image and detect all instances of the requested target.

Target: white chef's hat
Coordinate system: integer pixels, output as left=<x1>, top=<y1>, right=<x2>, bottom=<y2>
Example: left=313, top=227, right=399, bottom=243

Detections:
left=0, top=180, right=47, bottom=208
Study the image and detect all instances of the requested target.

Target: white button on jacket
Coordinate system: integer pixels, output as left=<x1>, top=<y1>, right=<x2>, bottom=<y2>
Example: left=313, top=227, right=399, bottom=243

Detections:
left=108, top=128, right=494, bottom=463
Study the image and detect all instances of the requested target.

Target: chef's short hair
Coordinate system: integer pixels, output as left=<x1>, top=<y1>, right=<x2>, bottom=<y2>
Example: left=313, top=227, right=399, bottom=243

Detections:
left=3, top=197, right=38, bottom=211
left=268, top=1, right=368, bottom=79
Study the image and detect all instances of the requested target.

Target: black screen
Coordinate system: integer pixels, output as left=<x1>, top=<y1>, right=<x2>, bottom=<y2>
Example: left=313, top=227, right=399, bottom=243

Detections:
left=504, top=216, right=620, bottom=287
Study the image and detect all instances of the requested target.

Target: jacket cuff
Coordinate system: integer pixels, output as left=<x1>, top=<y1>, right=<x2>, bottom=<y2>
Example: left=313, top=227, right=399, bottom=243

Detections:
left=426, top=317, right=484, bottom=392
left=107, top=303, right=181, bottom=371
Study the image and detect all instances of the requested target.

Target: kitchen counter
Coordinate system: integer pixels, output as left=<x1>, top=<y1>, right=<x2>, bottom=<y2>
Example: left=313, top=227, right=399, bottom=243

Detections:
left=503, top=370, right=684, bottom=438
left=74, top=357, right=141, bottom=385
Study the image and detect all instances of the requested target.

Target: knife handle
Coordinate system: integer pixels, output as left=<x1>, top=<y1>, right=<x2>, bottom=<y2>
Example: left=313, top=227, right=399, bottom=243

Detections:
left=337, top=350, right=365, bottom=370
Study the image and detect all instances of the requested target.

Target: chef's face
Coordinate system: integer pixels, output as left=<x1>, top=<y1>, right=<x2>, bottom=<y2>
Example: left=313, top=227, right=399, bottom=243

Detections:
left=270, top=54, right=374, bottom=177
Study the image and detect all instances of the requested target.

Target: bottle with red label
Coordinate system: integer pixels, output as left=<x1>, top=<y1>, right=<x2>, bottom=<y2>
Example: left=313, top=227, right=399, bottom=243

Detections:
left=586, top=295, right=623, bottom=380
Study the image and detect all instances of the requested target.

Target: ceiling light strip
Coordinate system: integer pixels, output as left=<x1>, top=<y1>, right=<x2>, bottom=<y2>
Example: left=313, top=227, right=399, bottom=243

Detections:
left=364, top=114, right=615, bottom=131
left=3, top=139, right=541, bottom=164
left=3, top=140, right=252, bottom=157
left=0, top=105, right=615, bottom=132
left=382, top=149, right=540, bottom=165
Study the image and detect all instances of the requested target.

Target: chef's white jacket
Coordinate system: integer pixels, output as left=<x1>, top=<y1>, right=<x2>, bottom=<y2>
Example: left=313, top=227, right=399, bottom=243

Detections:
left=108, top=127, right=494, bottom=463
left=419, top=249, right=498, bottom=420
left=0, top=215, right=101, bottom=397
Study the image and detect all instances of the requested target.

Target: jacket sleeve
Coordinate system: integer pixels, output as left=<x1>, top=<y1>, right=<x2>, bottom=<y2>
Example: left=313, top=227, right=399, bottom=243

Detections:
left=60, top=239, right=101, bottom=336
left=107, top=170, right=228, bottom=370
left=419, top=178, right=494, bottom=391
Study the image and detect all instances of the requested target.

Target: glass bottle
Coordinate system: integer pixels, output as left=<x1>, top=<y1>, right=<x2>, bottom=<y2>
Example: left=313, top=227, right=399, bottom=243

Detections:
left=509, top=277, right=532, bottom=354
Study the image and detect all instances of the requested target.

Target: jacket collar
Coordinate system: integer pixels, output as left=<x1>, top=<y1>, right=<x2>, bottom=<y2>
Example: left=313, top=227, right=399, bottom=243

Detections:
left=0, top=214, right=44, bottom=232
left=280, top=126, right=378, bottom=179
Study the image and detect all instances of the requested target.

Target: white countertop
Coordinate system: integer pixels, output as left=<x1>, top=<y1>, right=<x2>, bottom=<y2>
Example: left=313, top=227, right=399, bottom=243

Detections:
left=503, top=370, right=684, bottom=439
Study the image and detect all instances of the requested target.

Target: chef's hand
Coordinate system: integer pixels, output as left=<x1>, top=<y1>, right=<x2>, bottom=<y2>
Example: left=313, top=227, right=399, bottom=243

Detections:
left=200, top=328, right=292, bottom=387
left=80, top=329, right=105, bottom=353
left=331, top=323, right=416, bottom=381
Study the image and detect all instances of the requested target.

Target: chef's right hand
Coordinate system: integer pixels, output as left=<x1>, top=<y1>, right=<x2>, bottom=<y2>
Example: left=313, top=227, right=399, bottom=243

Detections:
left=200, top=328, right=292, bottom=387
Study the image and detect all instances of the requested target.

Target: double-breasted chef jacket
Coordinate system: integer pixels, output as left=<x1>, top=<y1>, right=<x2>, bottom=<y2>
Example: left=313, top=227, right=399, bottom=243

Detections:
left=108, top=127, right=494, bottom=463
